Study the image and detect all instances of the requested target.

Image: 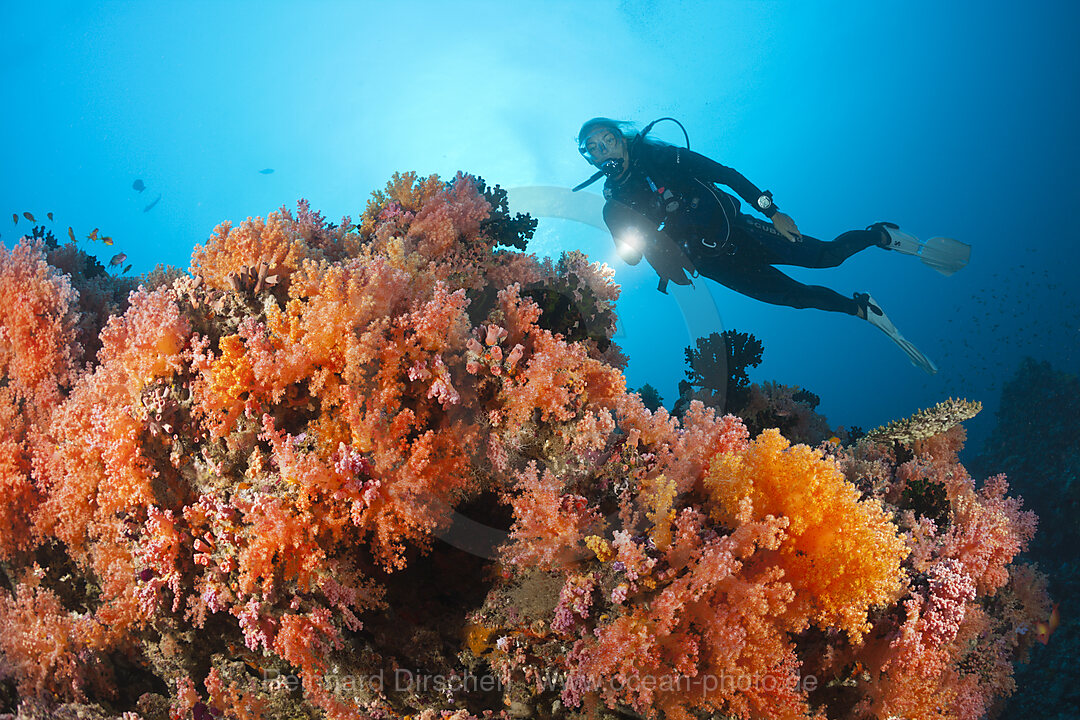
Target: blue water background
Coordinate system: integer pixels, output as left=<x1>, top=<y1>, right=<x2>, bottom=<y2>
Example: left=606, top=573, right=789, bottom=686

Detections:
left=3, top=0, right=1079, bottom=452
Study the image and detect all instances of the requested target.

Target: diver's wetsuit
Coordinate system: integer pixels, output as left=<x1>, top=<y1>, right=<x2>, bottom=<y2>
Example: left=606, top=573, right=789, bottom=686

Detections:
left=601, top=141, right=883, bottom=314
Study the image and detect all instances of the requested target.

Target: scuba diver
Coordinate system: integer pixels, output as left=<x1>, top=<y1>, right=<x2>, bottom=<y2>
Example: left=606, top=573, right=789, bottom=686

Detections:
left=573, top=117, right=969, bottom=374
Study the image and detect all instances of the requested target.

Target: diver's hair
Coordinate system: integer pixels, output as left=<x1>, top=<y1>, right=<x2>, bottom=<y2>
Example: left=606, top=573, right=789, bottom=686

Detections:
left=577, top=117, right=638, bottom=146
left=577, top=117, right=679, bottom=152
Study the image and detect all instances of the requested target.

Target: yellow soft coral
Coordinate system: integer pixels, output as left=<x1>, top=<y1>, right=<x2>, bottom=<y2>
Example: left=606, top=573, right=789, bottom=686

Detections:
left=705, top=429, right=908, bottom=641
left=584, top=535, right=613, bottom=562
left=642, top=473, right=678, bottom=552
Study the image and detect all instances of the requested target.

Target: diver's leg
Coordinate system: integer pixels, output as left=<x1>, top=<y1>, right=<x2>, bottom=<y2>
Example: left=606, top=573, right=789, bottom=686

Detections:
left=697, top=259, right=860, bottom=314
left=738, top=216, right=885, bottom=268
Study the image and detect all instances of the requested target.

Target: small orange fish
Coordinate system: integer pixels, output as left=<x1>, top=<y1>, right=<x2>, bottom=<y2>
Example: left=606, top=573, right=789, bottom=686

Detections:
left=828, top=436, right=841, bottom=444
left=22, top=212, right=34, bottom=223
left=67, top=227, right=75, bottom=242
left=102, top=236, right=113, bottom=246
left=47, top=212, right=53, bottom=222
left=1035, top=603, right=1060, bottom=644
left=109, top=252, right=127, bottom=266
left=88, top=228, right=99, bottom=241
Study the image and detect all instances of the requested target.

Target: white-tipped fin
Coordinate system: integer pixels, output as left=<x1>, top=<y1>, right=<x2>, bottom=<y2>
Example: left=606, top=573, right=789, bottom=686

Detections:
left=920, top=237, right=970, bottom=275
left=881, top=225, right=971, bottom=276
left=861, top=294, right=938, bottom=375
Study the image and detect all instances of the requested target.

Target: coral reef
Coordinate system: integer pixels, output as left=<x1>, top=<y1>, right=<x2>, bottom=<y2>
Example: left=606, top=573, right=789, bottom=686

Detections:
left=712, top=330, right=763, bottom=409
left=0, top=173, right=1049, bottom=720
left=675, top=330, right=761, bottom=415
left=633, top=383, right=663, bottom=413
left=972, top=358, right=1079, bottom=718
left=673, top=330, right=832, bottom=446
left=863, top=398, right=982, bottom=447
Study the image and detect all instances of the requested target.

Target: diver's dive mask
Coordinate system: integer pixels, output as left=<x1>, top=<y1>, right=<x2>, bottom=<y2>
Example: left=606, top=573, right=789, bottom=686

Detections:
left=574, top=127, right=627, bottom=192
left=573, top=116, right=688, bottom=193
left=578, top=128, right=622, bottom=166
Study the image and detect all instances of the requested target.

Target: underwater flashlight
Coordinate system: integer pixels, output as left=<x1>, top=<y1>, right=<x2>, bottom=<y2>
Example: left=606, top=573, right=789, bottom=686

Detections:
left=615, top=227, right=645, bottom=264
left=617, top=227, right=643, bottom=252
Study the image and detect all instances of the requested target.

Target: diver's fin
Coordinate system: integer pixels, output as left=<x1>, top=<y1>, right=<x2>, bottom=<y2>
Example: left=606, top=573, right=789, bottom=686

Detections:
left=876, top=223, right=970, bottom=276
left=856, top=293, right=938, bottom=375
left=920, top=236, right=970, bottom=276
left=876, top=223, right=921, bottom=253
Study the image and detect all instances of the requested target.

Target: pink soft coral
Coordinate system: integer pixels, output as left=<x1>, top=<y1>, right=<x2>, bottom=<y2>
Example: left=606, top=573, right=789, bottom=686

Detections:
left=0, top=175, right=1046, bottom=720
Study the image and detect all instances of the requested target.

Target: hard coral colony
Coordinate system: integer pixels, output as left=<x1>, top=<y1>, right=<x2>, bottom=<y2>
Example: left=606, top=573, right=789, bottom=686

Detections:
left=0, top=172, right=1050, bottom=720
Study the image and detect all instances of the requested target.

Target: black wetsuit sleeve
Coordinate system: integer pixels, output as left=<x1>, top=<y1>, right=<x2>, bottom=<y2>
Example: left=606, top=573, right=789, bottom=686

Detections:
left=655, top=145, right=777, bottom=218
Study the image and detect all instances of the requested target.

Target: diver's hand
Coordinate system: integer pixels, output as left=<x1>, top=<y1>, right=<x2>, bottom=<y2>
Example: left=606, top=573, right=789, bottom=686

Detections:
left=771, top=212, right=802, bottom=242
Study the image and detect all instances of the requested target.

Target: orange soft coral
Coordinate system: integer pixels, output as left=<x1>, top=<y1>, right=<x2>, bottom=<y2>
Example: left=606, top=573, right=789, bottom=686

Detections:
left=499, top=462, right=604, bottom=570
left=408, top=172, right=492, bottom=260
left=0, top=387, right=37, bottom=558
left=0, top=585, right=115, bottom=704
left=98, top=285, right=191, bottom=393
left=0, top=238, right=83, bottom=411
left=38, top=364, right=160, bottom=550
left=356, top=171, right=444, bottom=237
left=563, top=511, right=810, bottom=720
left=0, top=176, right=1043, bottom=720
left=705, top=429, right=908, bottom=641
left=190, top=212, right=317, bottom=292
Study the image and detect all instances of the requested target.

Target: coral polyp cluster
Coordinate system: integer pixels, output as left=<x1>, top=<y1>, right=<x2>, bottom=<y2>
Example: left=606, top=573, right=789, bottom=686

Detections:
left=0, top=172, right=1050, bottom=720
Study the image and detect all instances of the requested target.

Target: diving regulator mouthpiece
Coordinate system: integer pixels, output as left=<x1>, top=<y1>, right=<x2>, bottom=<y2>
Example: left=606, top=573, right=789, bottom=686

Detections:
left=600, top=158, right=624, bottom=176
